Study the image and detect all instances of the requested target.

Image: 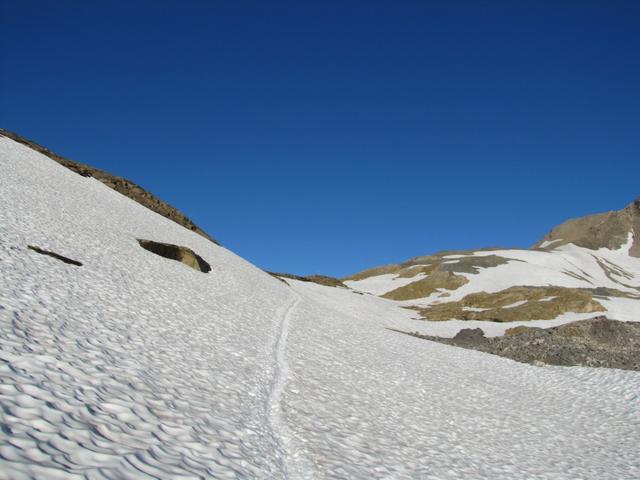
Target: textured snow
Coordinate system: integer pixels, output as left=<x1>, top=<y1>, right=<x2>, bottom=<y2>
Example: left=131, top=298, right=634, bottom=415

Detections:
left=283, top=280, right=640, bottom=479
left=0, top=137, right=296, bottom=478
left=1, top=136, right=640, bottom=479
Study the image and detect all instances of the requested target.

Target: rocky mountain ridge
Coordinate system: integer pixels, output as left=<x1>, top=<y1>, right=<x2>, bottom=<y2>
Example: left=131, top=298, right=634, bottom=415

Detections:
left=534, top=197, right=640, bottom=257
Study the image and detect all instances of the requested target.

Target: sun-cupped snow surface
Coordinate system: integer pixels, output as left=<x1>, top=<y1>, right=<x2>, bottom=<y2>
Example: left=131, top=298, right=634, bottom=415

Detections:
left=0, top=137, right=296, bottom=478
left=1, top=135, right=640, bottom=479
left=283, top=280, right=640, bottom=479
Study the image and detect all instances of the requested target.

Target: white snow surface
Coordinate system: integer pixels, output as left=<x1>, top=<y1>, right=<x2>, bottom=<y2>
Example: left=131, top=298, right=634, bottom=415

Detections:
left=502, top=300, right=529, bottom=309
left=343, top=272, right=427, bottom=296
left=1, top=136, right=640, bottom=479
left=538, top=239, right=564, bottom=249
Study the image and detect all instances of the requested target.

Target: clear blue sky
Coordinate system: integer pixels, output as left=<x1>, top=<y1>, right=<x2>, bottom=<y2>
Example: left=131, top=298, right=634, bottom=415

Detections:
left=2, top=1, right=639, bottom=277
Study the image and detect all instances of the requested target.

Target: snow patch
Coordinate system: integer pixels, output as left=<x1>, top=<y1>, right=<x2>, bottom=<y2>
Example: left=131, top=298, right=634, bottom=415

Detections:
left=462, top=306, right=491, bottom=312
left=538, top=239, right=564, bottom=248
left=502, top=300, right=528, bottom=309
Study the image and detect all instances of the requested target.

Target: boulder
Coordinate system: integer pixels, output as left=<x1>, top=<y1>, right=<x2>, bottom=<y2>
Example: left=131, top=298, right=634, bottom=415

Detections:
left=138, top=239, right=211, bottom=273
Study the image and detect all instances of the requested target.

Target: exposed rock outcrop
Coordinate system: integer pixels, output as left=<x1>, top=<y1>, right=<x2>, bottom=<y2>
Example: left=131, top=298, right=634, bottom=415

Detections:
left=413, top=286, right=608, bottom=321
left=138, top=239, right=211, bottom=273
left=534, top=198, right=640, bottom=257
left=382, top=271, right=469, bottom=301
left=0, top=129, right=218, bottom=245
left=27, top=245, right=82, bottom=266
left=399, top=316, right=640, bottom=371
left=345, top=198, right=640, bottom=305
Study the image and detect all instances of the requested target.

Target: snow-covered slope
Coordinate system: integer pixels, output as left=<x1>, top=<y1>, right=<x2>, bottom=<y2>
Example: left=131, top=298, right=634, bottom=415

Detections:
left=0, top=136, right=297, bottom=478
left=1, top=135, right=639, bottom=479
left=346, top=241, right=640, bottom=299
left=345, top=210, right=640, bottom=336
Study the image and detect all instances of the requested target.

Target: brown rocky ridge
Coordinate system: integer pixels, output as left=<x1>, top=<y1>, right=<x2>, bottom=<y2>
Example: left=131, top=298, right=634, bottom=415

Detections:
left=411, top=286, right=617, bottom=322
left=534, top=198, right=640, bottom=257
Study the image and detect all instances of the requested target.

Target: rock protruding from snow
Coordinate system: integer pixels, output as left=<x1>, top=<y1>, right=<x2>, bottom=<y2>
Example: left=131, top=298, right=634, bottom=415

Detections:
left=27, top=245, right=83, bottom=266
left=535, top=198, right=640, bottom=257
left=382, top=270, right=469, bottom=300
left=404, top=316, right=640, bottom=370
left=138, top=239, right=211, bottom=272
left=415, top=286, right=608, bottom=322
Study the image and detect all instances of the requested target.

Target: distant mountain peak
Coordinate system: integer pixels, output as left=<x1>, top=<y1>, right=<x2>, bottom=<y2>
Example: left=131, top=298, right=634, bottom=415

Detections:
left=535, top=197, right=640, bottom=257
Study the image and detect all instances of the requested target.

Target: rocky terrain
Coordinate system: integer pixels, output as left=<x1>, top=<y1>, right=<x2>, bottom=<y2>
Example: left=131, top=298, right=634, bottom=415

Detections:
left=138, top=239, right=211, bottom=273
left=412, top=286, right=608, bottom=321
left=398, top=316, right=640, bottom=371
left=535, top=198, right=640, bottom=257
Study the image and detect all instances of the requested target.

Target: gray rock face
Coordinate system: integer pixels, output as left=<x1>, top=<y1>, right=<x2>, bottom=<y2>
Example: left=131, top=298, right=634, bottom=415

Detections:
left=452, top=328, right=485, bottom=344
left=401, top=316, right=640, bottom=371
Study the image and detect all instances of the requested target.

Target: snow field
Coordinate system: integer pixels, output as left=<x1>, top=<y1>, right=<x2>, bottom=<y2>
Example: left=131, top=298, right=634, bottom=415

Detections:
left=283, top=280, right=640, bottom=479
left=1, top=136, right=639, bottom=479
left=0, top=137, right=293, bottom=478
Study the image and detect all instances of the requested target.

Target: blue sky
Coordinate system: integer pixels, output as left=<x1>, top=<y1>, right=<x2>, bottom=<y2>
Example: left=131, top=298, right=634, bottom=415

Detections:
left=2, top=1, right=639, bottom=277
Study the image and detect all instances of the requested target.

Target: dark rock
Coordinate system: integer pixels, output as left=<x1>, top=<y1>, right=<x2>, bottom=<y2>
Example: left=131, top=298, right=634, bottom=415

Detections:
left=453, top=328, right=486, bottom=344
left=398, top=316, right=640, bottom=371
left=138, top=239, right=211, bottom=273
left=28, top=245, right=82, bottom=266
